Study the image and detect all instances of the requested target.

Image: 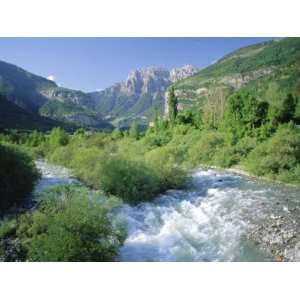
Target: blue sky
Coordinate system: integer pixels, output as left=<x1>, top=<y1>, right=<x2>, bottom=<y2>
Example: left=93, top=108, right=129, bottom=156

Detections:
left=0, top=37, right=272, bottom=92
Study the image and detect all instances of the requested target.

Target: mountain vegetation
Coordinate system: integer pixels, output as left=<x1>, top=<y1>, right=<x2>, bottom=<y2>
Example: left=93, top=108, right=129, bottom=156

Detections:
left=173, top=38, right=300, bottom=114
left=0, top=94, right=72, bottom=131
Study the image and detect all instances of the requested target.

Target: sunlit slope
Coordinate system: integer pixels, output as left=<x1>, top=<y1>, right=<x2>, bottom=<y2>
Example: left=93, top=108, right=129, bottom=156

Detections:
left=174, top=38, right=300, bottom=109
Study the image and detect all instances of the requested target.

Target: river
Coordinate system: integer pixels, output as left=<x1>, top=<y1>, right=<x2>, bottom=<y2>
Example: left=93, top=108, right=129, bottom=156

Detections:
left=34, top=161, right=300, bottom=262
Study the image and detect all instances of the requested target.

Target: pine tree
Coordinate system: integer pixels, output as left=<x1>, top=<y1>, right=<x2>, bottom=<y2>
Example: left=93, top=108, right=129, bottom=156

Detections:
left=168, top=87, right=178, bottom=124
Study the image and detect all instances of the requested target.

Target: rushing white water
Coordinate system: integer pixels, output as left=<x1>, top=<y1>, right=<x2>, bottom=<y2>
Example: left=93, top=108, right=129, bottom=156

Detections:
left=32, top=160, right=76, bottom=199
left=116, top=170, right=299, bottom=262
left=34, top=161, right=300, bottom=261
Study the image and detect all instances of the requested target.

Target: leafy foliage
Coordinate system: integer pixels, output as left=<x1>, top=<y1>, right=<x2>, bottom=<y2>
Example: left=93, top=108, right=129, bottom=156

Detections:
left=95, top=155, right=161, bottom=204
left=17, top=185, right=125, bottom=262
left=129, top=120, right=138, bottom=140
left=244, top=124, right=300, bottom=183
left=0, top=143, right=39, bottom=213
left=48, top=127, right=69, bottom=148
left=223, top=91, right=269, bottom=140
left=168, top=87, right=178, bottom=124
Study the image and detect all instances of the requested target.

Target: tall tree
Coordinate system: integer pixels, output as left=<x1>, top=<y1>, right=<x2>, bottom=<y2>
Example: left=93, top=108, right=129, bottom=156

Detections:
left=168, top=87, right=178, bottom=124
left=152, top=105, right=159, bottom=132
left=203, top=87, right=226, bottom=128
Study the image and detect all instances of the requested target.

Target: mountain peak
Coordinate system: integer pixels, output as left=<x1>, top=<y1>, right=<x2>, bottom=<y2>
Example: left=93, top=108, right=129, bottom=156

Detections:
left=170, top=65, right=199, bottom=82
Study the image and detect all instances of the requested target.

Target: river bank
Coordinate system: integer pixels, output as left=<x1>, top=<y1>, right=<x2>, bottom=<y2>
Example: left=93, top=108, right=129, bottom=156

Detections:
left=198, top=164, right=300, bottom=190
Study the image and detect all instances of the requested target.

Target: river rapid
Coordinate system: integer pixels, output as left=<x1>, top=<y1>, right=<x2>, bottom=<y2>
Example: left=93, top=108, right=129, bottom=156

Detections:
left=34, top=161, right=300, bottom=262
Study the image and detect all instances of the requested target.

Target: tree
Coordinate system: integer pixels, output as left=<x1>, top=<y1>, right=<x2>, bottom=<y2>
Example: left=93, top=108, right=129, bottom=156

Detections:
left=111, top=128, right=123, bottom=140
left=224, top=91, right=268, bottom=140
left=27, top=130, right=44, bottom=147
left=129, top=120, right=138, bottom=139
left=280, top=93, right=297, bottom=123
left=0, top=144, right=39, bottom=213
left=294, top=96, right=300, bottom=124
left=168, top=87, right=178, bottom=124
left=269, top=93, right=296, bottom=125
left=152, top=105, right=159, bottom=132
left=203, top=87, right=226, bottom=128
left=48, top=127, right=69, bottom=149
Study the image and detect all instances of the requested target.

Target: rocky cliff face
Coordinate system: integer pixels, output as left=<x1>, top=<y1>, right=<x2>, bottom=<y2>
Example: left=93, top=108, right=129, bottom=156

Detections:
left=169, top=65, right=200, bottom=82
left=89, top=65, right=199, bottom=127
left=39, top=86, right=95, bottom=109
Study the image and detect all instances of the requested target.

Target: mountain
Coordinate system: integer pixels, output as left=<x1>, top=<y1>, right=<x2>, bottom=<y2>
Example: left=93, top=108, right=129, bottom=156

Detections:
left=6, top=37, right=299, bottom=131
left=0, top=94, right=70, bottom=131
left=89, top=65, right=199, bottom=127
left=171, top=38, right=300, bottom=113
left=0, top=60, right=112, bottom=130
left=0, top=59, right=198, bottom=130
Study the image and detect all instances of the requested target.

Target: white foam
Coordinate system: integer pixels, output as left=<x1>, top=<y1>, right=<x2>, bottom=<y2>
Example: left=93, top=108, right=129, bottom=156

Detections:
left=117, top=169, right=275, bottom=261
left=33, top=160, right=76, bottom=195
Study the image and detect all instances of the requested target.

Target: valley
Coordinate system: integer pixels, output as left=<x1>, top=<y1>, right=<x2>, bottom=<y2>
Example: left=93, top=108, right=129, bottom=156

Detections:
left=1, top=37, right=300, bottom=262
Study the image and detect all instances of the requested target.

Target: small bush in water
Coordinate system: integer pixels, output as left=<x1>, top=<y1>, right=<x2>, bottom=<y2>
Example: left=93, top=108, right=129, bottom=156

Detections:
left=96, top=155, right=161, bottom=204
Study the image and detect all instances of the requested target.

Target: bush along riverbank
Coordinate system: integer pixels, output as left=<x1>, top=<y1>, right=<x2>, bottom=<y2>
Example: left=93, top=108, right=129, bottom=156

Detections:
left=0, top=185, right=126, bottom=262
left=0, top=143, right=40, bottom=215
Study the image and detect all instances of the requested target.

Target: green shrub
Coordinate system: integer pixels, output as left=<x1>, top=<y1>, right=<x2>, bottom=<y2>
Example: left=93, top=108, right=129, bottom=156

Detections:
left=187, top=130, right=225, bottom=166
left=213, top=146, right=239, bottom=168
left=244, top=125, right=300, bottom=181
left=234, top=136, right=259, bottom=158
left=0, top=219, right=16, bottom=239
left=96, top=155, right=161, bottom=204
left=71, top=148, right=106, bottom=187
left=142, top=129, right=172, bottom=148
left=17, top=185, right=125, bottom=262
left=276, top=165, right=300, bottom=184
left=48, top=127, right=69, bottom=150
left=145, top=146, right=187, bottom=190
left=49, top=143, right=77, bottom=167
left=0, top=144, right=40, bottom=213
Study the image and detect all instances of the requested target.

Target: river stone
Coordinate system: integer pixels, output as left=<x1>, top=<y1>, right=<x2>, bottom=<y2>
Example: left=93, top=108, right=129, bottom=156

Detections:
left=247, top=207, right=300, bottom=261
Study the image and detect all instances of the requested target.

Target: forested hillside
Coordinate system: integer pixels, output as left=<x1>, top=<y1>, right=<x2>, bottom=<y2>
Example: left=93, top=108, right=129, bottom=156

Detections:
left=173, top=38, right=300, bottom=115
left=0, top=60, right=111, bottom=129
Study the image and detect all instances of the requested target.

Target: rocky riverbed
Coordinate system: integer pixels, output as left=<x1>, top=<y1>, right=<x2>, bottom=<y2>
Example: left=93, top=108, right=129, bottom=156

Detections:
left=247, top=203, right=300, bottom=261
